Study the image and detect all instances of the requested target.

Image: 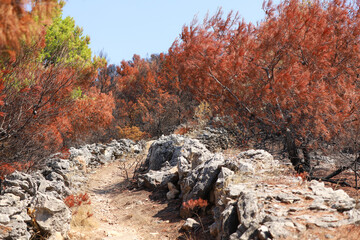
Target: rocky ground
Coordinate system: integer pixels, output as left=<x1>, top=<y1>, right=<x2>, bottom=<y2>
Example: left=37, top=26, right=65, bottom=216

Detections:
left=0, top=133, right=360, bottom=240
left=136, top=135, right=360, bottom=239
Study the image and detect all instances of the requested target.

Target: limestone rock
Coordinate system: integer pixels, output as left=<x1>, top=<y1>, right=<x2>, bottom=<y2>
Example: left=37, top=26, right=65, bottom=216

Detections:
left=275, top=193, right=301, bottom=204
left=181, top=218, right=200, bottom=231
left=33, top=193, right=71, bottom=236
left=181, top=153, right=224, bottom=202
left=309, top=180, right=355, bottom=211
left=139, top=135, right=213, bottom=191
left=226, top=149, right=278, bottom=174
left=220, top=204, right=239, bottom=239
left=0, top=213, right=10, bottom=224
left=193, top=127, right=232, bottom=151
left=140, top=169, right=178, bottom=189
left=0, top=219, right=31, bottom=240
left=257, top=225, right=271, bottom=240
left=237, top=192, right=263, bottom=228
left=142, top=134, right=212, bottom=172
left=266, top=221, right=292, bottom=239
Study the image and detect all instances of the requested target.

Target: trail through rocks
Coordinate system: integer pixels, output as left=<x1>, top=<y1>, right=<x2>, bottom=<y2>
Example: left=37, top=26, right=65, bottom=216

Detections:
left=68, top=160, right=185, bottom=240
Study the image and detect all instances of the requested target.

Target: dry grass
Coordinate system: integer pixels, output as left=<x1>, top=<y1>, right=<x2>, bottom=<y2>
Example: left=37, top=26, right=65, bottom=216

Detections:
left=70, top=204, right=98, bottom=229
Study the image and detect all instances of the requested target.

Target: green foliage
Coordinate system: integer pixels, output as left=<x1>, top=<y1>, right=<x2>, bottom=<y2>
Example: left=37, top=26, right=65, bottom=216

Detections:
left=71, top=87, right=83, bottom=99
left=194, top=101, right=212, bottom=129
left=41, top=14, right=92, bottom=67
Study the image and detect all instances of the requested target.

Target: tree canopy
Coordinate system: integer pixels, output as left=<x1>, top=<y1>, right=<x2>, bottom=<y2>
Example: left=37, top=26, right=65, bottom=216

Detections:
left=41, top=14, right=92, bottom=66
left=166, top=0, right=360, bottom=172
left=1, top=0, right=359, bottom=178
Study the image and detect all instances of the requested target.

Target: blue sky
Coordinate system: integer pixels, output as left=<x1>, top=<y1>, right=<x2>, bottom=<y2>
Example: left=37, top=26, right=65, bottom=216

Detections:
left=63, top=0, right=280, bottom=64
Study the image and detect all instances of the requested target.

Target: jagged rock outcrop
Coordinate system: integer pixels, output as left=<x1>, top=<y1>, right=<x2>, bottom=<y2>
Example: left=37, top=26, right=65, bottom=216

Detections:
left=33, top=193, right=71, bottom=236
left=69, top=139, right=139, bottom=167
left=138, top=134, right=212, bottom=189
left=137, top=135, right=360, bottom=240
left=0, top=139, right=140, bottom=240
left=193, top=127, right=233, bottom=151
left=2, top=133, right=358, bottom=239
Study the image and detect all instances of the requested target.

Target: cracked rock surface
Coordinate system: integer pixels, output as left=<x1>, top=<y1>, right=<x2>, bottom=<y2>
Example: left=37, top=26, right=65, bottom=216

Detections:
left=0, top=139, right=140, bottom=239
left=138, top=135, right=360, bottom=240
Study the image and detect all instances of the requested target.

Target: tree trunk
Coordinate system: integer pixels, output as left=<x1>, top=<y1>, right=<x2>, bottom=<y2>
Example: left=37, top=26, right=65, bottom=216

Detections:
left=285, top=129, right=310, bottom=173
left=302, top=147, right=311, bottom=174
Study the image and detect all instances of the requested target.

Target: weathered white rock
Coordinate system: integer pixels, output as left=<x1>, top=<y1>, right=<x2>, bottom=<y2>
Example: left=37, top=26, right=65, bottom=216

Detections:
left=220, top=204, right=239, bottom=238
left=309, top=180, right=355, bottom=211
left=225, top=184, right=247, bottom=199
left=309, top=198, right=329, bottom=210
left=237, top=192, right=263, bottom=228
left=139, top=135, right=213, bottom=190
left=143, top=135, right=211, bottom=172
left=257, top=225, right=271, bottom=240
left=0, top=193, right=20, bottom=206
left=141, top=169, right=178, bottom=189
left=0, top=219, right=31, bottom=240
left=193, top=127, right=232, bottom=151
left=226, top=149, right=278, bottom=174
left=181, top=218, right=200, bottom=231
left=181, top=153, right=224, bottom=202
left=266, top=221, right=292, bottom=239
left=0, top=213, right=10, bottom=224
left=33, top=193, right=71, bottom=236
left=275, top=193, right=301, bottom=204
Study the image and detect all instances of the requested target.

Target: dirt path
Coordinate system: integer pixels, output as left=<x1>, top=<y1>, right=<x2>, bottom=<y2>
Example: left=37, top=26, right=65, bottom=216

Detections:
left=67, top=159, right=186, bottom=240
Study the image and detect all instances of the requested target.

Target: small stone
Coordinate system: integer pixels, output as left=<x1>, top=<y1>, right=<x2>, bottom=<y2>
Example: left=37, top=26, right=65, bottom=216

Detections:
left=266, top=222, right=291, bottom=239
left=226, top=184, right=246, bottom=198
left=309, top=198, right=329, bottom=210
left=181, top=218, right=200, bottom=231
left=294, top=222, right=306, bottom=232
left=275, top=193, right=301, bottom=204
left=284, top=221, right=295, bottom=228
left=0, top=214, right=10, bottom=224
left=257, top=225, right=271, bottom=240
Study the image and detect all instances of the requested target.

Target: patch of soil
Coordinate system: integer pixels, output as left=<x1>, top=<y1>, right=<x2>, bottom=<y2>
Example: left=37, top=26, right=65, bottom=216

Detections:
left=68, top=159, right=214, bottom=240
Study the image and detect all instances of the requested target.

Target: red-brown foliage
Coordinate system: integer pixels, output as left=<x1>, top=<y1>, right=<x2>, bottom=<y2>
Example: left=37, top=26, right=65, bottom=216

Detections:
left=113, top=54, right=183, bottom=137
left=0, top=5, right=115, bottom=173
left=174, top=126, right=192, bottom=135
left=166, top=1, right=360, bottom=172
left=64, top=193, right=91, bottom=208
left=0, top=0, right=59, bottom=58
left=182, top=198, right=208, bottom=211
left=2, top=0, right=359, bottom=179
left=64, top=87, right=115, bottom=145
left=116, top=125, right=145, bottom=141
left=0, top=162, right=31, bottom=180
